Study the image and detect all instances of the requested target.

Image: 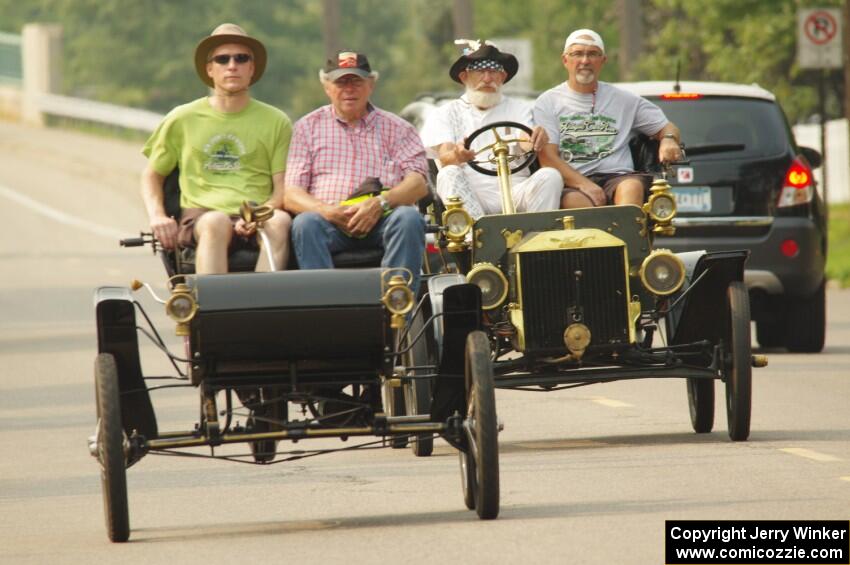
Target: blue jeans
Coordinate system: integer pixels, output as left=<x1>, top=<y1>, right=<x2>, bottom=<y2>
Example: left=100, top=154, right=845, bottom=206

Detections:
left=292, top=206, right=425, bottom=294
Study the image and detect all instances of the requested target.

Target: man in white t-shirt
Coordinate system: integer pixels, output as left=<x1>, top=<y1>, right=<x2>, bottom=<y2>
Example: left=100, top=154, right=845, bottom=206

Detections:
left=422, top=41, right=586, bottom=219
left=534, top=29, right=683, bottom=208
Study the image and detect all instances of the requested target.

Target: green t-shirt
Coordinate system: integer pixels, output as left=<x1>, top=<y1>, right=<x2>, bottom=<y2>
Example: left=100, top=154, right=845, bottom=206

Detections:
left=142, top=97, right=292, bottom=215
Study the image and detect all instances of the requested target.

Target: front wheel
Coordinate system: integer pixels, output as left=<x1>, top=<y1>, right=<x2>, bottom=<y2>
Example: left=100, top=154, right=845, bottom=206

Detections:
left=686, top=378, right=714, bottom=433
left=95, top=353, right=130, bottom=542
left=725, top=282, right=752, bottom=441
left=459, top=331, right=499, bottom=519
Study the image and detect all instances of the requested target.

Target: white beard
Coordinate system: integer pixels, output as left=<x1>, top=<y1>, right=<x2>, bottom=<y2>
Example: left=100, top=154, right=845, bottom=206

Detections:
left=575, top=69, right=596, bottom=85
left=465, top=87, right=503, bottom=109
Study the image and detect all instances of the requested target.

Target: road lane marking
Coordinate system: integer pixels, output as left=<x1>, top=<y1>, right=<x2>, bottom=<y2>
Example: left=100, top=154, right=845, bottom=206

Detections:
left=518, top=439, right=603, bottom=450
left=589, top=396, right=633, bottom=408
left=840, top=476, right=850, bottom=483
left=0, top=183, right=126, bottom=240
left=779, top=447, right=842, bottom=462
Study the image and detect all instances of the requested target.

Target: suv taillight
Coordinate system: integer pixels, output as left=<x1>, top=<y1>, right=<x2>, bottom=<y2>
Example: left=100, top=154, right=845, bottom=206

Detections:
left=777, top=157, right=814, bottom=207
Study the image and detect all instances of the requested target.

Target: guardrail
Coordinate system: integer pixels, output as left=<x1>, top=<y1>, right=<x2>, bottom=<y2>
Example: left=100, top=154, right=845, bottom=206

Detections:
left=35, top=92, right=163, bottom=132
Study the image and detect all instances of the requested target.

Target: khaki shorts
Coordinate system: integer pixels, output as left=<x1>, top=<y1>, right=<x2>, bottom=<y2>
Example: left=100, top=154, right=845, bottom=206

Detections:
left=562, top=172, right=653, bottom=205
left=177, top=208, right=259, bottom=250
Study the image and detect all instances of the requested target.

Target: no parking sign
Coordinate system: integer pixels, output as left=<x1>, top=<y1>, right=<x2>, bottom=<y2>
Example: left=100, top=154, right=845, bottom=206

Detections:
left=797, top=8, right=843, bottom=69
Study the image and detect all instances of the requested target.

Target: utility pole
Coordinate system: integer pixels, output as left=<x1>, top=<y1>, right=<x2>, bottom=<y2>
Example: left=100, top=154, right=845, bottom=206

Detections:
left=618, top=0, right=643, bottom=80
left=322, top=0, right=340, bottom=61
left=453, top=0, right=474, bottom=39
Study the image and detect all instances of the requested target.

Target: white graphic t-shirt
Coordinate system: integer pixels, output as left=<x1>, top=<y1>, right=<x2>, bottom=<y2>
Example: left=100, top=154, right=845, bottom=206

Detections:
left=534, top=81, right=667, bottom=175
left=420, top=95, right=534, bottom=195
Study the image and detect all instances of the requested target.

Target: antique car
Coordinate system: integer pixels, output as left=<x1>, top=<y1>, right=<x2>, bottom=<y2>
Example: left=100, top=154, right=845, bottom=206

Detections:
left=414, top=120, right=767, bottom=447
left=90, top=185, right=501, bottom=543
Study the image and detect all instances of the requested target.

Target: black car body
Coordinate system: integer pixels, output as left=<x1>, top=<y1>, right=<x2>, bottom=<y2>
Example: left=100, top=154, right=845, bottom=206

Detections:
left=617, top=81, right=827, bottom=352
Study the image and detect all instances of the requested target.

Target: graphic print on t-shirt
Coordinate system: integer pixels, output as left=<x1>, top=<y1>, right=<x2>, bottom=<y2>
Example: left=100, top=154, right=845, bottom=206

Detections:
left=558, top=113, right=618, bottom=163
left=203, top=133, right=246, bottom=173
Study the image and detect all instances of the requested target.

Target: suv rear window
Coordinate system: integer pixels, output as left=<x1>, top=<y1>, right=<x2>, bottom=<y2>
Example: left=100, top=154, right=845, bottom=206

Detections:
left=647, top=96, right=790, bottom=159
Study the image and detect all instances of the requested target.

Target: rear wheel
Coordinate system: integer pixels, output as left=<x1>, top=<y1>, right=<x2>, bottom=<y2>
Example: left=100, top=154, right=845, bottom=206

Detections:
left=459, top=331, right=499, bottom=519
left=755, top=317, right=784, bottom=348
left=686, top=378, right=714, bottom=433
left=784, top=281, right=826, bottom=353
left=725, top=282, right=752, bottom=441
left=95, top=353, right=130, bottom=542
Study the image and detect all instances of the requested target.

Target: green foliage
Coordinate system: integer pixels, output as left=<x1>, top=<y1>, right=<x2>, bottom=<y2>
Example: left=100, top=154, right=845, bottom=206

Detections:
left=0, top=0, right=844, bottom=123
left=638, top=0, right=845, bottom=123
left=827, top=204, right=850, bottom=287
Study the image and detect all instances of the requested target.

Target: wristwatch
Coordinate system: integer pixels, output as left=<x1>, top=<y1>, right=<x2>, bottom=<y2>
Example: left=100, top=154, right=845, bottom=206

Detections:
left=377, top=193, right=392, bottom=213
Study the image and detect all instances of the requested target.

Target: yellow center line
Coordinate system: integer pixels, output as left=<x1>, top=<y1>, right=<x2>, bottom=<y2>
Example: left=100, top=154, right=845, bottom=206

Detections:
left=839, top=476, right=850, bottom=482
left=779, top=447, right=842, bottom=462
left=590, top=396, right=633, bottom=408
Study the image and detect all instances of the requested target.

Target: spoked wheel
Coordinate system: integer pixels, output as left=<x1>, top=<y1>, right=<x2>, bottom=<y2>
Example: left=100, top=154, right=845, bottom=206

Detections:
left=404, top=308, right=434, bottom=457
left=95, top=353, right=130, bottom=542
left=686, top=378, right=715, bottom=433
left=459, top=331, right=499, bottom=519
left=725, top=281, right=752, bottom=441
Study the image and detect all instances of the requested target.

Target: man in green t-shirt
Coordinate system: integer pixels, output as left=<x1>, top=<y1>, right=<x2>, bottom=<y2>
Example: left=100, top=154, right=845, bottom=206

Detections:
left=141, top=23, right=292, bottom=273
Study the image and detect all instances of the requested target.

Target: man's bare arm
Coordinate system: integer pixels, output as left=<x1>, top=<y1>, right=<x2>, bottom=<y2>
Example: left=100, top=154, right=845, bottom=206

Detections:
left=653, top=122, right=683, bottom=163
left=537, top=144, right=606, bottom=206
left=140, top=164, right=178, bottom=249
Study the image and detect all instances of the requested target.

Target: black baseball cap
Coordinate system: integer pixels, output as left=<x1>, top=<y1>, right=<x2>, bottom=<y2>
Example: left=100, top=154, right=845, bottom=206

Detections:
left=324, top=51, right=373, bottom=80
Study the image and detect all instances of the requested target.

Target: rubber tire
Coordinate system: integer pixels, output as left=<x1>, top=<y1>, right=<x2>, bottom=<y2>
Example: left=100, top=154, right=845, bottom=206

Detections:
left=405, top=309, right=434, bottom=457
left=248, top=414, right=277, bottom=464
left=755, top=317, right=784, bottom=349
left=725, top=282, right=752, bottom=442
left=784, top=281, right=826, bottom=353
left=95, top=353, right=130, bottom=542
left=463, top=331, right=499, bottom=519
left=686, top=378, right=714, bottom=433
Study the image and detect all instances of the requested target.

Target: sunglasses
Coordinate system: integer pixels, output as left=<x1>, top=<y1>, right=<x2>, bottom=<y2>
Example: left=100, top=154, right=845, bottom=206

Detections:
left=210, top=53, right=253, bottom=65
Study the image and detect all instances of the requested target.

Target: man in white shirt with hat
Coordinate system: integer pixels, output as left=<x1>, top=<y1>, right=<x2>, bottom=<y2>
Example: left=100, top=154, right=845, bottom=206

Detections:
left=421, top=40, right=592, bottom=219
left=535, top=28, right=682, bottom=208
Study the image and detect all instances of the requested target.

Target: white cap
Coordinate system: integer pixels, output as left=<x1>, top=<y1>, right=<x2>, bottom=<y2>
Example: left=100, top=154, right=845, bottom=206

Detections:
left=563, top=29, right=605, bottom=54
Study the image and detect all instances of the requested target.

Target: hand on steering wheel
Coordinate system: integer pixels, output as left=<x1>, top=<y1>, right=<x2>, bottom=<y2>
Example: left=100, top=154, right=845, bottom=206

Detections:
left=463, top=121, right=538, bottom=177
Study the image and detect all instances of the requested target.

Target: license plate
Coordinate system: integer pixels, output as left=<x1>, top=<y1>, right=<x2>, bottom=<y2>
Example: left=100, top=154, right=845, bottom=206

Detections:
left=673, top=186, right=712, bottom=213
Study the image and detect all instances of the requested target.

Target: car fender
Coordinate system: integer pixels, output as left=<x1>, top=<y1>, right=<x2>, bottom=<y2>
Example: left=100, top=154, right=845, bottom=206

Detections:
left=425, top=274, right=483, bottom=422
left=666, top=250, right=749, bottom=346
left=94, top=286, right=158, bottom=440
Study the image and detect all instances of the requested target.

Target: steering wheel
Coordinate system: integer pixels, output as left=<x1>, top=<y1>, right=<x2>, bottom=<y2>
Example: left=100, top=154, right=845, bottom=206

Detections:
left=463, top=121, right=537, bottom=177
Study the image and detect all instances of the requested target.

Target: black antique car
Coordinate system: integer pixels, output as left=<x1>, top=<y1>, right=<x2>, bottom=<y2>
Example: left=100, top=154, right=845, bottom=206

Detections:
left=413, top=121, right=767, bottom=446
left=91, top=186, right=500, bottom=543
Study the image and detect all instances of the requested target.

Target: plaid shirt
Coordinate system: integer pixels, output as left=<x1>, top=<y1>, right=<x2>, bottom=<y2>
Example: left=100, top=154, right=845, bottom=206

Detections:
left=285, top=104, right=428, bottom=204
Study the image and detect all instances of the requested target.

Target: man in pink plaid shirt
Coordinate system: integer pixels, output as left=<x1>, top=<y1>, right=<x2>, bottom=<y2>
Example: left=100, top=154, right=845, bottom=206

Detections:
left=285, top=51, right=428, bottom=292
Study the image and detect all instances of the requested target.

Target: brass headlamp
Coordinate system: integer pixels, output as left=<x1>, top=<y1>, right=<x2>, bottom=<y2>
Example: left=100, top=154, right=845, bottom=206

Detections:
left=442, top=196, right=472, bottom=252
left=382, top=274, right=414, bottom=329
left=467, top=263, right=509, bottom=310
left=643, top=178, right=677, bottom=235
left=640, top=249, right=686, bottom=296
left=165, top=282, right=198, bottom=336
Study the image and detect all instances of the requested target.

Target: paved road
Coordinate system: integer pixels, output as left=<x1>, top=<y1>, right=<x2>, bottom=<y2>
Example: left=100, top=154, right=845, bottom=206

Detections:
left=1, top=121, right=848, bottom=564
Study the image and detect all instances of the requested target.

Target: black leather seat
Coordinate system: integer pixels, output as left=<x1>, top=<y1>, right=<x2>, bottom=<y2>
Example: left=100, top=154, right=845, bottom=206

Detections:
left=162, top=168, right=391, bottom=274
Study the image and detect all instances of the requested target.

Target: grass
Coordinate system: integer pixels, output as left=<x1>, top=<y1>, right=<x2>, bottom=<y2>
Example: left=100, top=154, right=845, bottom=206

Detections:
left=827, top=204, right=850, bottom=288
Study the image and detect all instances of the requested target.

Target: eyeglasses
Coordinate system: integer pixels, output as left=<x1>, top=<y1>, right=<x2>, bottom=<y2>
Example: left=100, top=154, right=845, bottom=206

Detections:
left=566, top=51, right=603, bottom=60
left=210, top=53, right=253, bottom=65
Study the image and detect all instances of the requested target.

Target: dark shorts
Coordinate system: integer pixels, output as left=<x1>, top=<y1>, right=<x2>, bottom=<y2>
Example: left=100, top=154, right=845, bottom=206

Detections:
left=177, top=208, right=259, bottom=250
left=562, top=172, right=653, bottom=205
